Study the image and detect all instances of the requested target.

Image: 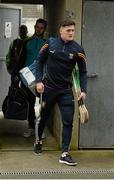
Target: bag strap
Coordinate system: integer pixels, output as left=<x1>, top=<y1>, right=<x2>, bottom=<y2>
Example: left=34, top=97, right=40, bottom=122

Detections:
left=39, top=93, right=43, bottom=107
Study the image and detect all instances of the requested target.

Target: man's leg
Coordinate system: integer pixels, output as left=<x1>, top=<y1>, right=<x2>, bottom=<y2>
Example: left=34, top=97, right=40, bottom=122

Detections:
left=21, top=82, right=36, bottom=137
left=58, top=89, right=77, bottom=166
left=28, top=91, right=36, bottom=128
left=34, top=87, right=56, bottom=154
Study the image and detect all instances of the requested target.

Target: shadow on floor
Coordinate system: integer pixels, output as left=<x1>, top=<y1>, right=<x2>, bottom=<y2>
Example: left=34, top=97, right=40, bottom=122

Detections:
left=0, top=114, right=59, bottom=151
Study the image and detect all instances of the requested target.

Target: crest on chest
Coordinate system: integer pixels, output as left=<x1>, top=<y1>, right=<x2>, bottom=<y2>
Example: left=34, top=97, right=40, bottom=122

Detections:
left=69, top=53, right=74, bottom=59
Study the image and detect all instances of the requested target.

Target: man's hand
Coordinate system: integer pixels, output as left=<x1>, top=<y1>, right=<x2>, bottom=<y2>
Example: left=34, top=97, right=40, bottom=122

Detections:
left=36, top=82, right=44, bottom=93
left=14, top=76, right=19, bottom=82
left=13, top=76, right=19, bottom=86
left=78, top=92, right=86, bottom=101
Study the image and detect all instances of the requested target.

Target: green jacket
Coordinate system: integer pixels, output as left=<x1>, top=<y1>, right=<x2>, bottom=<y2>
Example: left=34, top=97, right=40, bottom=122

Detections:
left=6, top=38, right=26, bottom=75
left=19, top=35, right=46, bottom=69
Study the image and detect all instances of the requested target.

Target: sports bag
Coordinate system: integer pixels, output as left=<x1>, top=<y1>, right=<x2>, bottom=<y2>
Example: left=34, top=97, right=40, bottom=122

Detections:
left=19, top=60, right=36, bottom=95
left=2, top=84, right=29, bottom=120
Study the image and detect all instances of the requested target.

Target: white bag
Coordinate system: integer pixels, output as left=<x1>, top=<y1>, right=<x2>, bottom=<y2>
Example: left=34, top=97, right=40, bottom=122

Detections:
left=19, top=61, right=36, bottom=95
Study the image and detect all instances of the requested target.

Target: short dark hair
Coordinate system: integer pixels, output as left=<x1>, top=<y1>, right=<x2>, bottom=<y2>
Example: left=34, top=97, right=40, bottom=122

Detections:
left=19, top=25, right=28, bottom=32
left=59, top=19, right=75, bottom=27
left=35, top=18, right=47, bottom=28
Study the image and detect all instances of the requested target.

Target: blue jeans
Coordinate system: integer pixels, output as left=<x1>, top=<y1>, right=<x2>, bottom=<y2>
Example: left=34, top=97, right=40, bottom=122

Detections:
left=38, top=86, right=75, bottom=152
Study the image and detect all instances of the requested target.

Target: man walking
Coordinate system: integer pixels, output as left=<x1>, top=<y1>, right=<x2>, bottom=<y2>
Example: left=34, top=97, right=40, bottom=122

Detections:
left=34, top=19, right=87, bottom=166
left=20, top=19, right=47, bottom=137
left=6, top=25, right=28, bottom=84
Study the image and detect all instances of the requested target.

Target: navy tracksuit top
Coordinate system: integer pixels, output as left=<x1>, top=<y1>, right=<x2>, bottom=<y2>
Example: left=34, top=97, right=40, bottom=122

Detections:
left=36, top=37, right=87, bottom=93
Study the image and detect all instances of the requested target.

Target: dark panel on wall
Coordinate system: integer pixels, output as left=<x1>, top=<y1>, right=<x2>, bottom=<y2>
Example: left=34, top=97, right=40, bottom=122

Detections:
left=1, top=0, right=44, bottom=4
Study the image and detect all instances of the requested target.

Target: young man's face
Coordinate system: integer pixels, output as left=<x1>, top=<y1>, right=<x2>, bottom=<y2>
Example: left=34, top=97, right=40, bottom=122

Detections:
left=59, top=25, right=75, bottom=42
left=34, top=22, right=46, bottom=37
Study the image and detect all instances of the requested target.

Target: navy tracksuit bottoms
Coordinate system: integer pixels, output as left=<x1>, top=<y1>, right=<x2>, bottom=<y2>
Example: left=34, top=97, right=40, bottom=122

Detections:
left=38, top=86, right=75, bottom=152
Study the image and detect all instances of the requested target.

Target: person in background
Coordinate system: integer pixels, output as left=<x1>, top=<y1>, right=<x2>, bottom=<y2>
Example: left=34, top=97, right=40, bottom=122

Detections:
left=19, top=18, right=47, bottom=137
left=6, top=25, right=28, bottom=85
left=34, top=19, right=87, bottom=166
left=3, top=25, right=28, bottom=118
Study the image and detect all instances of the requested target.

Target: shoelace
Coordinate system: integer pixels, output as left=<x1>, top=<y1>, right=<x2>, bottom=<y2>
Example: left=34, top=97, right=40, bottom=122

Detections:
left=66, top=154, right=73, bottom=160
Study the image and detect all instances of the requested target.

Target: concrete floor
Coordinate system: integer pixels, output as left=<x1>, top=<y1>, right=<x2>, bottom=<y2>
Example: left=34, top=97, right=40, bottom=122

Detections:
left=1, top=150, right=114, bottom=179
left=0, top=112, right=114, bottom=179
